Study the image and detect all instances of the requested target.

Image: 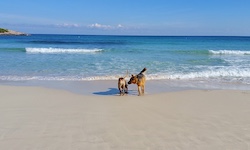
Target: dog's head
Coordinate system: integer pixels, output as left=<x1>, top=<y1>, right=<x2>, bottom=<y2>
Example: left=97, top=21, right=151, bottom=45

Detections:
left=128, top=75, right=137, bottom=84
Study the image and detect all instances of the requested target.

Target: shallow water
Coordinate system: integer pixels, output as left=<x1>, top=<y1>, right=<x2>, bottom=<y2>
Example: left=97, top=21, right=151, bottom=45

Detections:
left=1, top=35, right=250, bottom=91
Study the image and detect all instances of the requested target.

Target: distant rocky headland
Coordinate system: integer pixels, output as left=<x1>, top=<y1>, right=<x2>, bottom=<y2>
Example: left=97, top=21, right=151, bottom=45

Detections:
left=0, top=28, right=29, bottom=36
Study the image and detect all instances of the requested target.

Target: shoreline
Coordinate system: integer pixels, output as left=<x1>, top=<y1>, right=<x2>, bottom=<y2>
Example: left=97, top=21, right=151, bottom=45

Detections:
left=1, top=79, right=249, bottom=96
left=1, top=80, right=191, bottom=96
left=0, top=85, right=249, bottom=149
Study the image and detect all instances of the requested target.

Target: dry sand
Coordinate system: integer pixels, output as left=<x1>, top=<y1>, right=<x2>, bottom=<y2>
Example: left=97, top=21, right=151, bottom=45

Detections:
left=0, top=85, right=250, bottom=150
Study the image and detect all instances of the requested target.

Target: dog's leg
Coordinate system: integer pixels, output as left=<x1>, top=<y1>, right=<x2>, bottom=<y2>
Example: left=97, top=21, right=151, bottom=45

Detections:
left=138, top=86, right=141, bottom=96
left=142, top=85, right=145, bottom=95
left=122, top=85, right=126, bottom=96
left=125, top=84, right=128, bottom=94
left=118, top=85, right=122, bottom=96
left=122, top=85, right=125, bottom=95
left=119, top=88, right=122, bottom=96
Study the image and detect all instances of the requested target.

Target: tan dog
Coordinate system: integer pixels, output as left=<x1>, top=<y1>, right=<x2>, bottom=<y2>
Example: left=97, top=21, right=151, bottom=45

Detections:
left=118, top=71, right=128, bottom=96
left=128, top=68, right=147, bottom=96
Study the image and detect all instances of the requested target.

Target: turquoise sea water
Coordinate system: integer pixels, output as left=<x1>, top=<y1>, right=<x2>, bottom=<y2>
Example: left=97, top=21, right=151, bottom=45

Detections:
left=1, top=34, right=250, bottom=91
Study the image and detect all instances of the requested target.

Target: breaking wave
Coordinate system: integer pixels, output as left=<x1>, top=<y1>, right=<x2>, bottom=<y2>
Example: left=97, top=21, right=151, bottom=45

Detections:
left=209, top=50, right=250, bottom=55
left=25, top=48, right=104, bottom=54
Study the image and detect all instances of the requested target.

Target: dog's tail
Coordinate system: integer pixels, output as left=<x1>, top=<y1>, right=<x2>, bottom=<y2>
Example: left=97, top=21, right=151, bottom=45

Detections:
left=123, top=70, right=129, bottom=78
left=140, top=68, right=147, bottom=74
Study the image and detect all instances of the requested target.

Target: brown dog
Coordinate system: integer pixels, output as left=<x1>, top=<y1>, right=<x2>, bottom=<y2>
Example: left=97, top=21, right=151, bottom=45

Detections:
left=128, top=68, right=147, bottom=96
left=118, top=71, right=128, bottom=96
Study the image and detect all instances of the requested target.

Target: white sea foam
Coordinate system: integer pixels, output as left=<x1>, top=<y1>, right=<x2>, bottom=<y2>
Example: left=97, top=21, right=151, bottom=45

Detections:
left=0, top=75, right=119, bottom=81
left=25, top=48, right=103, bottom=54
left=0, top=76, right=75, bottom=81
left=1, top=68, right=250, bottom=83
left=209, top=50, right=250, bottom=55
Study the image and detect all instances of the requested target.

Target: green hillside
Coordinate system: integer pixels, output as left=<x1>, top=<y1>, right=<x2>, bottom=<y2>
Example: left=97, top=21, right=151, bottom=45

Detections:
left=0, top=28, right=9, bottom=33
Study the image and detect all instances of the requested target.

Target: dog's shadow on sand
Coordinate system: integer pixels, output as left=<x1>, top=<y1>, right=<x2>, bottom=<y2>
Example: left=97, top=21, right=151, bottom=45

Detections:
left=93, top=88, right=136, bottom=96
left=93, top=88, right=119, bottom=96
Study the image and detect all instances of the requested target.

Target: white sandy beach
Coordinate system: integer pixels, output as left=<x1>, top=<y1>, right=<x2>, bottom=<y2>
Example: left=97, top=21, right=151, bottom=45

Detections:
left=0, top=85, right=250, bottom=150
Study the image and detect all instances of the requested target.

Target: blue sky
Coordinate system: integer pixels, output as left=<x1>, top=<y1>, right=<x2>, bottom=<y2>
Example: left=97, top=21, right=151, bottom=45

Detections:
left=1, top=0, right=250, bottom=35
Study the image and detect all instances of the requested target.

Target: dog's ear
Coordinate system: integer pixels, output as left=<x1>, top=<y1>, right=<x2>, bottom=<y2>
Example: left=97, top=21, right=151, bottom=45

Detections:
left=130, top=74, right=134, bottom=77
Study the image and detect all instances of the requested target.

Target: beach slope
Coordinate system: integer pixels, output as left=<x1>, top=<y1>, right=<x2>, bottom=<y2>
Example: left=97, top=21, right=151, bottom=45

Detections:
left=0, top=85, right=249, bottom=150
